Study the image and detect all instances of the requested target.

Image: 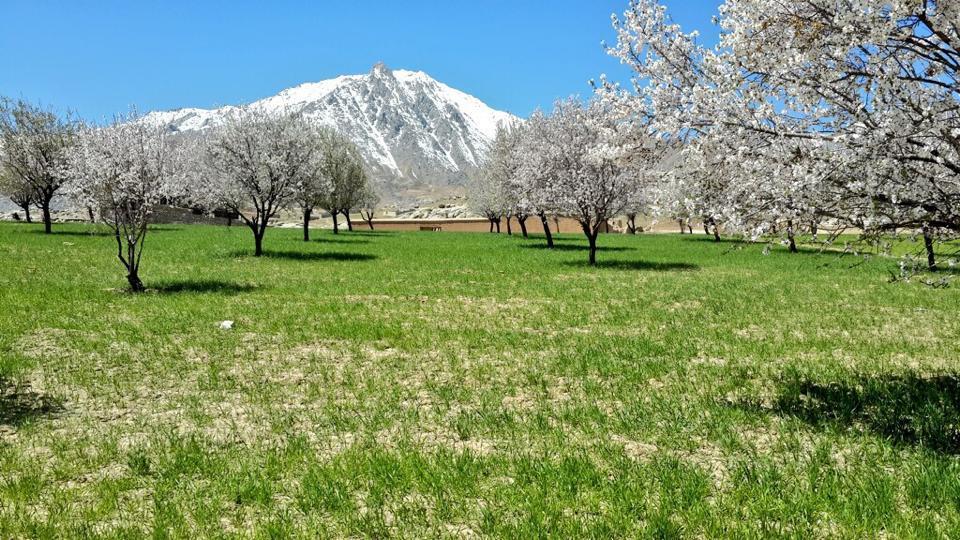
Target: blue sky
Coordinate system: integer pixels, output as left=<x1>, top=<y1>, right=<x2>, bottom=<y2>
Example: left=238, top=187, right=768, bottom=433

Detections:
left=0, top=1, right=721, bottom=120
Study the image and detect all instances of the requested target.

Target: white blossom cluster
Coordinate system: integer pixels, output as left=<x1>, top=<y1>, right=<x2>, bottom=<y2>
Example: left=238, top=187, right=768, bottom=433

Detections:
left=50, top=106, right=376, bottom=290
left=472, top=97, right=673, bottom=262
left=64, top=113, right=178, bottom=291
left=0, top=99, right=77, bottom=233
left=604, top=0, right=959, bottom=263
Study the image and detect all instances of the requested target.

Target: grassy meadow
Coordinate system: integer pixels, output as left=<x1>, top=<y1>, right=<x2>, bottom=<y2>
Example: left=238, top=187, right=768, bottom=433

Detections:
left=0, top=221, right=959, bottom=538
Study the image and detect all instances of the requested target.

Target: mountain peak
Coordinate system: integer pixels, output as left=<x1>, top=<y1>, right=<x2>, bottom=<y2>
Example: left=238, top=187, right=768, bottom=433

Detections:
left=371, top=61, right=392, bottom=77
left=142, top=67, right=519, bottom=204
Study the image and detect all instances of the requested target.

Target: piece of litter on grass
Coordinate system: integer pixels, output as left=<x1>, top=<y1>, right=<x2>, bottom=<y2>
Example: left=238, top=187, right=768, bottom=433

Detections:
left=219, top=320, right=234, bottom=330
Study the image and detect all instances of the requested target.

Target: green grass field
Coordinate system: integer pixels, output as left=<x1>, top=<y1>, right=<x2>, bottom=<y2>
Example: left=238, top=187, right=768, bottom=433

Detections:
left=1, top=221, right=959, bottom=538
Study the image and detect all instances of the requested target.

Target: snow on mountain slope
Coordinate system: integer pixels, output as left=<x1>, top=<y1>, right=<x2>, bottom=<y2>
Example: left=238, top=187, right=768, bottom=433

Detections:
left=142, top=63, right=519, bottom=203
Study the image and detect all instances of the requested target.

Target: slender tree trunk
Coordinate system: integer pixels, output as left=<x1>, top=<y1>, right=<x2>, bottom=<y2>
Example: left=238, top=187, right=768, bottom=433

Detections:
left=19, top=204, right=31, bottom=223
left=227, top=216, right=233, bottom=227
left=40, top=198, right=52, bottom=234
left=627, top=213, right=637, bottom=235
left=539, top=212, right=554, bottom=248
left=127, top=269, right=145, bottom=292
left=249, top=219, right=267, bottom=257
left=332, top=212, right=339, bottom=234
left=495, top=218, right=501, bottom=234
left=254, top=231, right=264, bottom=256
left=786, top=220, right=798, bottom=253
left=810, top=220, right=818, bottom=240
left=580, top=222, right=600, bottom=265
left=114, top=228, right=145, bottom=292
left=687, top=224, right=693, bottom=234
left=488, top=218, right=494, bottom=233
left=518, top=216, right=528, bottom=238
left=87, top=206, right=96, bottom=223
left=303, top=208, right=312, bottom=242
left=344, top=211, right=353, bottom=231
left=711, top=220, right=721, bottom=242
left=506, top=215, right=513, bottom=235
left=923, top=225, right=936, bottom=271
left=587, top=231, right=599, bottom=265
left=366, top=217, right=375, bottom=230
left=703, top=222, right=710, bottom=235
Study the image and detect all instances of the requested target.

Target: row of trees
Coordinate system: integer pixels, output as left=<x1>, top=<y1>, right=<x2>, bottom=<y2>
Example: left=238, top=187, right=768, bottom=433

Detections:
left=468, top=1, right=958, bottom=270
left=471, top=1, right=958, bottom=270
left=189, top=109, right=376, bottom=254
left=470, top=98, right=671, bottom=264
left=0, top=99, right=77, bottom=233
left=0, top=100, right=377, bottom=291
left=6, top=1, right=957, bottom=281
left=598, top=0, right=959, bottom=270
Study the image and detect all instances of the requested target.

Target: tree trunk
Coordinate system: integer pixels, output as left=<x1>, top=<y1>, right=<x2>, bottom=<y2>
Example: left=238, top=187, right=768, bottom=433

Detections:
left=495, top=218, right=501, bottom=234
left=712, top=220, right=721, bottom=242
left=488, top=218, right=494, bottom=233
left=506, top=215, right=513, bottom=235
left=115, top=228, right=145, bottom=292
left=786, top=220, right=798, bottom=253
left=366, top=217, right=375, bottom=230
left=87, top=206, right=96, bottom=223
left=518, top=216, right=528, bottom=238
left=627, top=213, right=637, bottom=235
left=539, top=212, right=554, bottom=248
left=587, top=231, right=598, bottom=265
left=254, top=231, right=264, bottom=257
left=923, top=225, right=936, bottom=271
left=703, top=218, right=710, bottom=236
left=679, top=219, right=685, bottom=234
left=20, top=204, right=31, bottom=223
left=127, top=270, right=145, bottom=293
left=302, top=208, right=312, bottom=242
left=332, top=212, right=339, bottom=234
left=687, top=224, right=693, bottom=234
left=344, top=211, right=353, bottom=231
left=810, top=220, right=818, bottom=240
left=40, top=198, right=52, bottom=234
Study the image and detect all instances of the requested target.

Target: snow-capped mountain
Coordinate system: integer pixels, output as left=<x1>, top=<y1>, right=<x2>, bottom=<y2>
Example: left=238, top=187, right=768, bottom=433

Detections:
left=143, top=63, right=519, bottom=203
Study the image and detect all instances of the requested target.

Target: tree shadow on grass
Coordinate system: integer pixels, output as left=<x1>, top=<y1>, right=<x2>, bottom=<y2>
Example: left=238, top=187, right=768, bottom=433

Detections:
left=680, top=235, right=751, bottom=245
left=310, top=237, right=371, bottom=245
left=260, top=250, right=377, bottom=262
left=522, top=243, right=634, bottom=253
left=0, top=377, right=62, bottom=427
left=925, top=265, right=960, bottom=276
left=739, top=370, right=960, bottom=455
left=151, top=279, right=260, bottom=295
left=563, top=259, right=699, bottom=271
left=334, top=230, right=397, bottom=237
left=29, top=229, right=114, bottom=237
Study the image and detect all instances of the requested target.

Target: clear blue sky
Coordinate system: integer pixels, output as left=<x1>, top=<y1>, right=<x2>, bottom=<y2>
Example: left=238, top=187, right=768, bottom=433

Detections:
left=0, top=1, right=721, bottom=120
